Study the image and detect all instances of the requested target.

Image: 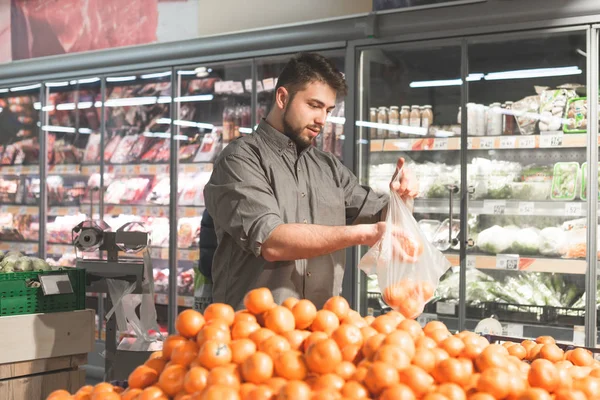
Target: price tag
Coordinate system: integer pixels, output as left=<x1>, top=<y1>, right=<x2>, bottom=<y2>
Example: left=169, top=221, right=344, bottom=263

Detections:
left=14, top=165, right=22, bottom=174
left=156, top=294, right=168, bottom=305
left=519, top=136, right=536, bottom=148
left=466, top=255, right=476, bottom=269
left=502, top=323, right=524, bottom=338
left=121, top=206, right=133, bottom=215
left=479, top=137, right=494, bottom=149
left=140, top=164, right=150, bottom=174
left=232, top=82, right=244, bottom=94
left=0, top=206, right=7, bottom=213
left=416, top=313, right=437, bottom=328
left=263, top=78, right=275, bottom=91
left=184, top=297, right=195, bottom=307
left=49, top=207, right=58, bottom=215
left=496, top=254, right=520, bottom=270
left=500, top=136, right=516, bottom=149
left=467, top=137, right=473, bottom=149
left=518, top=202, right=535, bottom=215
left=433, top=139, right=449, bottom=150
left=540, top=134, right=563, bottom=148
left=436, top=302, right=456, bottom=315
left=573, top=325, right=585, bottom=346
left=565, top=202, right=583, bottom=217
left=19, top=206, right=29, bottom=215
left=257, top=82, right=264, bottom=92
left=244, top=79, right=252, bottom=92
left=125, top=165, right=135, bottom=175
left=214, top=81, right=227, bottom=94
left=484, top=200, right=506, bottom=215
left=40, top=274, right=73, bottom=295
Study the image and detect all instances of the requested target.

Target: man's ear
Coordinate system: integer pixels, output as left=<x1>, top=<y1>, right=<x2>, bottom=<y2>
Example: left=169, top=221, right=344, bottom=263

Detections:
left=275, top=86, right=289, bottom=110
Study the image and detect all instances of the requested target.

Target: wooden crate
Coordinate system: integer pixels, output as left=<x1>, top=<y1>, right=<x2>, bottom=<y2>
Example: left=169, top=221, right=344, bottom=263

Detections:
left=0, top=309, right=94, bottom=400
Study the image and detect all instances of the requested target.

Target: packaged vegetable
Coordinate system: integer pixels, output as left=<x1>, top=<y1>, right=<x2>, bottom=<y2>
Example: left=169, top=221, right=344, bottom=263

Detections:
left=477, top=225, right=513, bottom=255
left=539, top=227, right=567, bottom=256
left=538, top=88, right=575, bottom=132
left=358, top=172, right=451, bottom=318
left=551, top=162, right=579, bottom=200
left=512, top=95, right=540, bottom=135
left=511, top=227, right=542, bottom=255
left=580, top=162, right=600, bottom=200
left=563, top=97, right=589, bottom=133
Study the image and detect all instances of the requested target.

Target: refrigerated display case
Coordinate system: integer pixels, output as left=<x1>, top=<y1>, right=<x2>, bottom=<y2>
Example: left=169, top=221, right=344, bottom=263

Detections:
left=355, top=28, right=599, bottom=344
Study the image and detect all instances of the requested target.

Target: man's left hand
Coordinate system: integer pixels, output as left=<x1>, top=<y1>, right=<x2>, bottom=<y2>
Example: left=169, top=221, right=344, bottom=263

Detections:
left=390, top=158, right=419, bottom=203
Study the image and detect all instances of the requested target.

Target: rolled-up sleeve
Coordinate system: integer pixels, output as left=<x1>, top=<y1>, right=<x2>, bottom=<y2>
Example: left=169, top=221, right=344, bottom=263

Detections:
left=204, top=154, right=283, bottom=258
left=334, top=158, right=388, bottom=225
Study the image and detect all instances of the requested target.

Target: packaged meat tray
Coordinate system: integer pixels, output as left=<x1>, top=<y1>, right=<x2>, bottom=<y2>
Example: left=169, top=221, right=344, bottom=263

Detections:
left=178, top=172, right=211, bottom=206
left=104, top=135, right=122, bottom=162
left=179, top=144, right=199, bottom=162
left=194, top=133, right=221, bottom=163
left=148, top=217, right=169, bottom=247
left=110, top=134, right=139, bottom=164
left=0, top=177, right=22, bottom=203
left=178, top=217, right=201, bottom=248
left=146, top=176, right=170, bottom=205
left=563, top=97, right=592, bottom=133
left=83, top=133, right=101, bottom=164
left=129, top=135, right=153, bottom=162
left=178, top=269, right=195, bottom=296
left=140, top=139, right=168, bottom=162
left=154, top=140, right=170, bottom=163
left=105, top=179, right=129, bottom=204
left=120, top=177, right=151, bottom=204
left=551, top=162, right=580, bottom=201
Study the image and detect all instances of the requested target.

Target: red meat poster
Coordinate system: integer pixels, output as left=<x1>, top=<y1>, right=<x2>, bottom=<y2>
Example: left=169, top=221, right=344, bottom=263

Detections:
left=3, top=0, right=200, bottom=62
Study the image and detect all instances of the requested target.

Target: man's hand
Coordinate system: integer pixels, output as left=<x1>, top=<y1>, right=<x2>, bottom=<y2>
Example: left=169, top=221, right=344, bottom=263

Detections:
left=390, top=158, right=419, bottom=203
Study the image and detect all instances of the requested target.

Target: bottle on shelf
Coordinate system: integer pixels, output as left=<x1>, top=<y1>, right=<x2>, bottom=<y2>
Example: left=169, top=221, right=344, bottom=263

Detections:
left=222, top=106, right=234, bottom=143
left=409, top=105, right=421, bottom=129
left=369, top=107, right=378, bottom=139
left=388, top=106, right=400, bottom=139
left=487, top=103, right=503, bottom=136
left=504, top=101, right=516, bottom=135
left=377, top=107, right=388, bottom=139
left=421, top=105, right=433, bottom=130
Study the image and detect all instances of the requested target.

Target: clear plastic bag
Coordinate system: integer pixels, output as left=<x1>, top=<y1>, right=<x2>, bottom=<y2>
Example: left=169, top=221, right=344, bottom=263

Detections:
left=358, top=175, right=451, bottom=318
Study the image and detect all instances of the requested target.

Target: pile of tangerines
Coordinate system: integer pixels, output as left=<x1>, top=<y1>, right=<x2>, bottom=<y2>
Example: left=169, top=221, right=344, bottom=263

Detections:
left=47, top=287, right=600, bottom=400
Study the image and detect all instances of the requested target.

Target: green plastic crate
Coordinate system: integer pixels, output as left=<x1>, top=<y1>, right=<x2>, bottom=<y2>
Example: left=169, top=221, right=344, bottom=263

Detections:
left=0, top=268, right=86, bottom=316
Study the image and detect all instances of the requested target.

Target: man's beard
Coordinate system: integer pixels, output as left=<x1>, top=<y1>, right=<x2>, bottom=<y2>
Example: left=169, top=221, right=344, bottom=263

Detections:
left=282, top=109, right=319, bottom=150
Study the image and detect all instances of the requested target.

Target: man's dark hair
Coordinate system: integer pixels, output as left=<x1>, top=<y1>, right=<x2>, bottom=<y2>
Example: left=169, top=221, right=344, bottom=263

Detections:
left=275, top=53, right=348, bottom=100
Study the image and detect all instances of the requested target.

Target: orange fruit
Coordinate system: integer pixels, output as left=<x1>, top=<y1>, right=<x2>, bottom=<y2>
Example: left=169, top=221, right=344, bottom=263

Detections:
left=121, top=388, right=144, bottom=400
left=398, top=319, right=424, bottom=341
left=278, top=380, right=312, bottom=400
left=145, top=358, right=167, bottom=375
left=244, top=288, right=276, bottom=315
left=362, top=333, right=386, bottom=360
left=163, top=335, right=188, bottom=360
left=265, top=377, right=287, bottom=393
left=239, top=382, right=257, bottom=398
left=335, top=361, right=356, bottom=380
left=137, top=386, right=168, bottom=400
left=183, top=366, right=208, bottom=394
left=274, top=350, right=308, bottom=380
left=264, top=306, right=295, bottom=334
left=231, top=320, right=261, bottom=340
left=303, top=331, right=329, bottom=352
left=341, top=344, right=362, bottom=363
left=230, top=338, right=257, bottom=365
left=554, top=389, right=588, bottom=400
left=341, top=381, right=369, bottom=399
left=412, top=348, right=436, bottom=374
left=379, top=383, right=417, bottom=400
left=198, top=385, right=240, bottom=400
left=370, top=315, right=398, bottom=334
left=342, top=310, right=367, bottom=328
left=249, top=328, right=276, bottom=347
left=569, top=348, right=594, bottom=367
left=436, top=383, right=466, bottom=400
left=282, top=297, right=300, bottom=310
left=528, top=359, right=558, bottom=392
left=90, top=392, right=121, bottom=400
left=434, top=357, right=471, bottom=387
left=234, top=310, right=257, bottom=324
left=467, top=394, right=494, bottom=400
left=128, top=365, right=159, bottom=389
left=259, top=334, right=291, bottom=359
left=176, top=310, right=205, bottom=339
left=364, top=315, right=375, bottom=325
left=429, top=329, right=452, bottom=344
left=92, top=383, right=115, bottom=394
left=539, top=343, right=564, bottom=363
left=476, top=367, right=510, bottom=399
left=323, top=296, right=350, bottom=320
left=204, top=304, right=235, bottom=327
left=507, top=344, right=527, bottom=360
left=46, top=390, right=72, bottom=400
left=282, top=329, right=310, bottom=351
left=440, top=336, right=466, bottom=358
left=573, top=376, right=600, bottom=399
left=331, top=324, right=363, bottom=350
left=292, top=299, right=318, bottom=330
left=374, top=344, right=411, bottom=371
left=384, top=330, right=416, bottom=359
left=517, top=388, right=552, bottom=400
left=398, top=365, right=435, bottom=397
left=416, top=336, right=438, bottom=350
left=364, top=361, right=400, bottom=395
left=535, top=336, right=555, bottom=345
left=423, top=321, right=448, bottom=337
left=360, top=326, right=378, bottom=342
left=171, top=340, right=199, bottom=367
left=197, top=340, right=232, bottom=369
left=158, top=364, right=186, bottom=396
left=311, top=310, right=340, bottom=335
left=197, top=324, right=231, bottom=347
left=305, top=338, right=342, bottom=374
left=206, top=365, right=241, bottom=388
left=241, top=351, right=274, bottom=384
left=475, top=344, right=509, bottom=372
left=312, top=374, right=345, bottom=392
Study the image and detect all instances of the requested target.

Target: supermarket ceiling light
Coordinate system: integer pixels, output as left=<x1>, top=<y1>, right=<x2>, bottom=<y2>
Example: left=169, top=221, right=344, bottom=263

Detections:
left=0, top=88, right=8, bottom=93
left=327, top=116, right=346, bottom=125
left=10, top=83, right=41, bottom=92
left=484, top=66, right=582, bottom=80
left=42, top=105, right=56, bottom=111
left=33, top=102, right=41, bottom=110
left=77, top=101, right=93, bottom=109
left=56, top=103, right=76, bottom=111
left=78, top=77, right=101, bottom=84
left=239, top=127, right=253, bottom=134
left=156, top=118, right=214, bottom=130
left=141, top=71, right=172, bottom=79
left=42, top=125, right=75, bottom=133
left=355, top=121, right=427, bottom=136
left=106, top=76, right=137, bottom=82
left=157, top=96, right=172, bottom=104
left=104, top=96, right=159, bottom=107
left=142, top=131, right=189, bottom=141
left=177, top=70, right=197, bottom=76
left=79, top=128, right=93, bottom=134
left=410, top=78, right=463, bottom=88
left=174, top=94, right=214, bottom=103
left=46, top=81, right=70, bottom=88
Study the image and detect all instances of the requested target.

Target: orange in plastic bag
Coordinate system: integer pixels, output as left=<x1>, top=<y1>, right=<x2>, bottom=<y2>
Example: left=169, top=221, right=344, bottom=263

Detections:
left=358, top=173, right=451, bottom=319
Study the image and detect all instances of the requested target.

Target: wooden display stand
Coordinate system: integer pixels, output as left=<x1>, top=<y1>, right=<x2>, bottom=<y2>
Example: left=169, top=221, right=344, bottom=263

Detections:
left=0, top=309, right=95, bottom=400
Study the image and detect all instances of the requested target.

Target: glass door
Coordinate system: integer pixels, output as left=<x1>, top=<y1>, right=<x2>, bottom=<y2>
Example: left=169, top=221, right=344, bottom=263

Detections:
left=355, top=42, right=463, bottom=317
left=464, top=30, right=589, bottom=343
left=0, top=84, right=41, bottom=257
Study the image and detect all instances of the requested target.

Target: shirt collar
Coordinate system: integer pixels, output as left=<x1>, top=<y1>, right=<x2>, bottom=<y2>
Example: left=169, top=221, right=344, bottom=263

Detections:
left=256, top=119, right=313, bottom=156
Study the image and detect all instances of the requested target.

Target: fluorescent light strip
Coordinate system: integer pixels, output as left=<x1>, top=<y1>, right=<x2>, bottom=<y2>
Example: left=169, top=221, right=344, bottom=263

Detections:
left=466, top=73, right=485, bottom=82
left=106, top=76, right=137, bottom=82
left=46, top=81, right=70, bottom=88
left=157, top=118, right=214, bottom=130
left=355, top=121, right=427, bottom=136
left=78, top=77, right=100, bottom=84
left=484, top=66, right=582, bottom=81
left=0, top=88, right=9, bottom=93
left=56, top=103, right=76, bottom=111
left=78, top=101, right=93, bottom=109
left=42, top=105, right=56, bottom=111
left=10, top=83, right=41, bottom=92
left=143, top=131, right=189, bottom=141
left=94, top=101, right=103, bottom=108
left=327, top=116, right=346, bottom=125
left=177, top=70, right=197, bottom=76
left=410, top=79, right=463, bottom=88
left=141, top=71, right=172, bottom=79
left=104, top=96, right=158, bottom=107
left=33, top=102, right=41, bottom=110
left=174, top=94, right=214, bottom=103
left=42, top=125, right=75, bottom=133
left=157, top=96, right=172, bottom=104
left=79, top=128, right=93, bottom=134
left=239, top=127, right=253, bottom=134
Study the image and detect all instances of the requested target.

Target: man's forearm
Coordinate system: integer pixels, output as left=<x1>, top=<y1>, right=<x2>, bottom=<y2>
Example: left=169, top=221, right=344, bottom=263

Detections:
left=261, top=223, right=379, bottom=262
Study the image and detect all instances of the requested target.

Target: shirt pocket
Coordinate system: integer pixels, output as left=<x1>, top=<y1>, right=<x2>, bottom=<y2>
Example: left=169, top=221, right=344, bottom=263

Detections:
left=315, top=186, right=346, bottom=225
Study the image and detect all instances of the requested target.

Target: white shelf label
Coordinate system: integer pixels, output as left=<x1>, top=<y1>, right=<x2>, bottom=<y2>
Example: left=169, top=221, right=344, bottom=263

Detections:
left=484, top=200, right=506, bottom=215
left=500, top=136, right=516, bottom=149
left=518, top=202, right=535, bottom=215
left=496, top=254, right=519, bottom=270
left=466, top=255, right=476, bottom=269
left=565, top=202, right=583, bottom=217
left=125, top=165, right=135, bottom=175
left=479, top=137, right=494, bottom=149
left=214, top=81, right=227, bottom=94
left=232, top=81, right=244, bottom=94
left=263, top=78, right=275, bottom=91
left=433, top=139, right=449, bottom=150
left=416, top=313, right=437, bottom=328
left=244, top=79, right=252, bottom=92
left=467, top=137, right=473, bottom=149
left=140, top=165, right=150, bottom=174
left=183, top=296, right=195, bottom=307
left=436, top=302, right=456, bottom=315
left=540, top=134, right=563, bottom=148
left=519, top=136, right=536, bottom=148
left=156, top=294, right=168, bottom=305
left=121, top=206, right=133, bottom=215
left=573, top=325, right=585, bottom=346
left=502, top=323, right=524, bottom=338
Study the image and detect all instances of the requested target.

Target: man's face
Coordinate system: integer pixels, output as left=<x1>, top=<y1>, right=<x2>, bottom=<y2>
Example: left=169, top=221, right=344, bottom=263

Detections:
left=281, top=81, right=337, bottom=149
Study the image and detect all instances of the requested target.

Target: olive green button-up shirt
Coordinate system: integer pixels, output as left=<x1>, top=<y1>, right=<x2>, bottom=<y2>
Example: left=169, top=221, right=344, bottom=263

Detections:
left=204, top=120, right=387, bottom=310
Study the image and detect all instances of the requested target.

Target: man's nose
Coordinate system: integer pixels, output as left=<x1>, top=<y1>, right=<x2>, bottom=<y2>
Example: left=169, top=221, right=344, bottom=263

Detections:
left=315, top=110, right=327, bottom=125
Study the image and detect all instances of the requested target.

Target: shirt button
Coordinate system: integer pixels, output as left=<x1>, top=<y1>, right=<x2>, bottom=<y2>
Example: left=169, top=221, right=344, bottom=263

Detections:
left=301, top=192, right=306, bottom=197
left=288, top=141, right=293, bottom=147
left=306, top=272, right=312, bottom=277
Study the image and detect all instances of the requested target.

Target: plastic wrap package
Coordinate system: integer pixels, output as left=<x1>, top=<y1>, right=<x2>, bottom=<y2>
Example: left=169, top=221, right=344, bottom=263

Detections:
left=178, top=217, right=201, bottom=248
left=512, top=95, right=540, bottom=135
left=538, top=88, right=576, bottom=132
left=140, top=140, right=167, bottom=162
left=179, top=144, right=200, bottom=162
left=539, top=227, right=567, bottom=256
left=564, top=228, right=586, bottom=259
left=146, top=176, right=170, bottom=205
left=148, top=218, right=169, bottom=247
left=477, top=225, right=514, bottom=255
left=104, top=135, right=122, bottom=162
left=120, top=178, right=151, bottom=204
left=105, top=179, right=128, bottom=204
left=110, top=134, right=138, bottom=164
left=468, top=158, right=522, bottom=200
left=358, top=174, right=451, bottom=318
left=194, top=133, right=221, bottom=163
left=511, top=227, right=542, bottom=255
left=179, top=172, right=211, bottom=206
left=83, top=133, right=101, bottom=163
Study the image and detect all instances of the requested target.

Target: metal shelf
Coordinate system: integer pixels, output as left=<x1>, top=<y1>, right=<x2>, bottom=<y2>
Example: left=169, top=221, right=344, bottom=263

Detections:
left=415, top=199, right=586, bottom=217
left=0, top=241, right=38, bottom=254
left=370, top=133, right=591, bottom=153
left=47, top=243, right=199, bottom=262
left=445, top=254, right=586, bottom=275
left=104, top=204, right=204, bottom=218
left=103, top=162, right=212, bottom=175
